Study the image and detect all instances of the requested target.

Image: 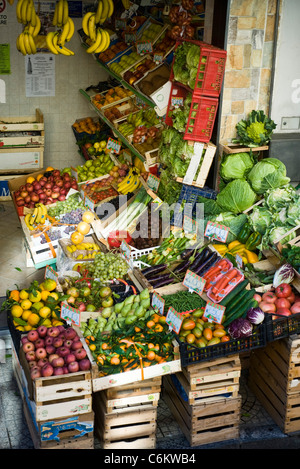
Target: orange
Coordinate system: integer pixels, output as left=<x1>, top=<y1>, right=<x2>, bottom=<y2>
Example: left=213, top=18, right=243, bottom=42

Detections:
left=89, top=344, right=96, bottom=351
left=82, top=211, right=95, bottom=224
left=110, top=356, right=120, bottom=365
left=154, top=324, right=163, bottom=333
left=41, top=290, right=51, bottom=301
left=19, top=289, right=29, bottom=300
left=146, top=320, right=155, bottom=329
left=29, top=291, right=42, bottom=303
left=22, top=310, right=32, bottom=321
left=147, top=350, right=156, bottom=361
left=20, top=299, right=32, bottom=310
left=9, top=290, right=20, bottom=302
left=46, top=166, right=54, bottom=171
left=71, top=231, right=84, bottom=245
left=26, top=176, right=35, bottom=184
left=39, top=306, right=51, bottom=319
left=11, top=304, right=23, bottom=318
left=43, top=278, right=57, bottom=292
left=27, top=312, right=40, bottom=326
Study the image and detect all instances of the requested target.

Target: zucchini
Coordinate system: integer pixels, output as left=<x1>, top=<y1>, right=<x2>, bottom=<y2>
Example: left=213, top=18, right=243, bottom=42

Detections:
left=223, top=291, right=256, bottom=327
left=224, top=298, right=259, bottom=328
left=219, top=279, right=249, bottom=307
left=225, top=288, right=256, bottom=316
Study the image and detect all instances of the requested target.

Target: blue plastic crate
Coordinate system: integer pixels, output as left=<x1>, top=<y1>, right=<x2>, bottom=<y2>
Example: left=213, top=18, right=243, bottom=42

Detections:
left=171, top=184, right=217, bottom=227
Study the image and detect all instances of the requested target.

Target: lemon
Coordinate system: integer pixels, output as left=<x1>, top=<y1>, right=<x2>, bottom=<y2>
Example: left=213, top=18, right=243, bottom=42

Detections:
left=52, top=319, right=64, bottom=326
left=41, top=318, right=52, bottom=327
left=39, top=306, right=51, bottom=319
left=22, top=310, right=32, bottom=321
left=43, top=278, right=57, bottom=292
left=32, top=301, right=44, bottom=312
left=11, top=304, right=23, bottom=318
left=27, top=312, right=40, bottom=326
left=100, top=140, right=107, bottom=149
left=19, top=289, right=29, bottom=300
left=15, top=325, right=25, bottom=331
left=41, top=290, right=51, bottom=302
left=24, top=324, right=33, bottom=331
left=29, top=291, right=42, bottom=303
left=48, top=292, right=59, bottom=301
left=20, top=299, right=32, bottom=310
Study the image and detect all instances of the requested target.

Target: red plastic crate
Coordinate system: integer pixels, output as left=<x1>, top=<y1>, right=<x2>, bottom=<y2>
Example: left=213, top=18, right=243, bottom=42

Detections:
left=164, top=82, right=189, bottom=127
left=184, top=94, right=218, bottom=142
left=170, top=39, right=227, bottom=98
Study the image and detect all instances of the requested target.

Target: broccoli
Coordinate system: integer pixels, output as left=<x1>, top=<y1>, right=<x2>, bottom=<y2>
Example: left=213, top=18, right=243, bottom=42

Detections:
left=232, top=110, right=277, bottom=147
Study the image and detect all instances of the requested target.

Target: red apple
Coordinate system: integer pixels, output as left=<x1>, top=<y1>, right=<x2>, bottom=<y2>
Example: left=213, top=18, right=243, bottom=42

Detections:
left=26, top=350, right=36, bottom=362
left=58, top=195, right=66, bottom=201
left=54, top=367, right=64, bottom=375
left=31, top=368, right=42, bottom=380
left=37, top=358, right=48, bottom=368
left=52, top=356, right=65, bottom=368
left=65, top=328, right=77, bottom=340
left=65, top=353, right=76, bottom=365
left=68, top=361, right=79, bottom=373
left=51, top=191, right=60, bottom=199
left=45, top=344, right=55, bottom=356
left=48, top=353, right=59, bottom=363
left=64, top=339, right=73, bottom=349
left=37, top=325, right=48, bottom=337
left=28, top=360, right=38, bottom=369
left=53, top=337, right=64, bottom=348
left=57, top=346, right=70, bottom=358
left=79, top=358, right=91, bottom=371
left=27, top=330, right=39, bottom=342
left=21, top=336, right=29, bottom=345
left=35, top=347, right=47, bottom=359
left=45, top=336, right=54, bottom=346
left=22, top=342, right=35, bottom=353
left=71, top=340, right=83, bottom=351
left=35, top=338, right=45, bottom=349
left=25, top=183, right=34, bottom=192
left=52, top=169, right=60, bottom=178
left=74, top=348, right=87, bottom=360
left=41, top=363, right=54, bottom=377
left=47, top=326, right=60, bottom=337
left=62, top=366, right=69, bottom=374
left=30, top=192, right=40, bottom=202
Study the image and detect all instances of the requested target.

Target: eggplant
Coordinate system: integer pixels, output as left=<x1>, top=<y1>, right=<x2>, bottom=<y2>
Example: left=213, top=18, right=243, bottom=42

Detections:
left=180, top=248, right=198, bottom=261
left=189, top=247, right=211, bottom=271
left=150, top=276, right=174, bottom=289
left=142, top=264, right=167, bottom=277
left=194, top=252, right=220, bottom=276
left=147, top=273, right=173, bottom=284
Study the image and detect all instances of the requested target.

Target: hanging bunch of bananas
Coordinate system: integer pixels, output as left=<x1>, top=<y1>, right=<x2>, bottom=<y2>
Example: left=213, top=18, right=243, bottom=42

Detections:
left=16, top=0, right=41, bottom=55
left=46, top=0, right=75, bottom=55
left=117, top=167, right=141, bottom=195
left=82, top=0, right=114, bottom=54
left=121, top=0, right=130, bottom=10
left=24, top=203, right=48, bottom=231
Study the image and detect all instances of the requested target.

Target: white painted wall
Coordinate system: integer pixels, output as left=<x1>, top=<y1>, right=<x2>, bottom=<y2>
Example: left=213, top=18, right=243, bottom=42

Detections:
left=270, top=0, right=300, bottom=133
left=0, top=2, right=109, bottom=170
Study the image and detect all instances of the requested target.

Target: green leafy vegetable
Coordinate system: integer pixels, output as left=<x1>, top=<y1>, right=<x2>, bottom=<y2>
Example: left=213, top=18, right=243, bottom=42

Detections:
left=208, top=212, right=248, bottom=244
left=265, top=185, right=296, bottom=211
left=220, top=152, right=255, bottom=182
left=216, top=178, right=257, bottom=214
left=248, top=206, right=273, bottom=235
left=247, top=158, right=290, bottom=194
left=232, top=110, right=277, bottom=147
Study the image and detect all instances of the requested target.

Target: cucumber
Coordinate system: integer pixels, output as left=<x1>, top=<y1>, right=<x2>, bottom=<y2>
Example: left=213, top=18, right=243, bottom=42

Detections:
left=225, top=288, right=256, bottom=316
left=219, top=279, right=249, bottom=307
left=223, top=291, right=256, bottom=328
left=224, top=299, right=259, bottom=328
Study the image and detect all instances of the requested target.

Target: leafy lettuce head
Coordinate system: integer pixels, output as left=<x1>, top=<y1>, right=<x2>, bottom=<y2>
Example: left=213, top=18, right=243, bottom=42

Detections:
left=247, top=158, right=290, bottom=194
left=265, top=185, right=296, bottom=211
left=216, top=178, right=257, bottom=214
left=220, top=152, right=255, bottom=182
left=248, top=206, right=272, bottom=235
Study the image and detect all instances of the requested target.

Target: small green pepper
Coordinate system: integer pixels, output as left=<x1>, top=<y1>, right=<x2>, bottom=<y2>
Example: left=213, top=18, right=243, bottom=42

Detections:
left=245, top=231, right=262, bottom=250
left=237, top=222, right=252, bottom=243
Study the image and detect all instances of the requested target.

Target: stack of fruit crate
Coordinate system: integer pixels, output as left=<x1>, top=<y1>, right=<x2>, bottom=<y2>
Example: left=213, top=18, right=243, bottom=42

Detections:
left=93, top=377, right=162, bottom=449
left=249, top=335, right=300, bottom=434
left=163, top=354, right=242, bottom=447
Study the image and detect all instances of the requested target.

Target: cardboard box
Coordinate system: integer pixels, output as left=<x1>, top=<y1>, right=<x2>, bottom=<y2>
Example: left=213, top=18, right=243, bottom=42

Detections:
left=8, top=169, right=46, bottom=217
left=0, top=146, right=44, bottom=173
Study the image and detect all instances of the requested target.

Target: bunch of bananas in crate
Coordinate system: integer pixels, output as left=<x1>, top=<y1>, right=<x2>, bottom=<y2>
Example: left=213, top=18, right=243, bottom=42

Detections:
left=16, top=0, right=41, bottom=55
left=118, top=109, right=160, bottom=138
left=82, top=0, right=114, bottom=54
left=46, top=0, right=75, bottom=56
left=117, top=167, right=141, bottom=195
left=24, top=203, right=48, bottom=231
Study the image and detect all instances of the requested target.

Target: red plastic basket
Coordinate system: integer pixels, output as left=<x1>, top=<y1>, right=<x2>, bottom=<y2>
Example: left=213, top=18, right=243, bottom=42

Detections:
left=164, top=82, right=189, bottom=127
left=170, top=39, right=227, bottom=98
left=184, top=94, right=218, bottom=142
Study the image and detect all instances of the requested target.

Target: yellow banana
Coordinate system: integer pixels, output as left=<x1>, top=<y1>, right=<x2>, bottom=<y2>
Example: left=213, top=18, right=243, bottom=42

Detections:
left=56, top=0, right=64, bottom=27
left=121, top=0, right=129, bottom=10
left=16, top=35, right=21, bottom=52
left=99, top=0, right=109, bottom=24
left=95, top=0, right=103, bottom=24
left=52, top=1, right=58, bottom=25
left=26, top=0, right=33, bottom=23
left=29, top=206, right=38, bottom=225
left=86, top=28, right=102, bottom=53
left=16, top=0, right=25, bottom=23
left=46, top=31, right=59, bottom=54
left=82, top=11, right=93, bottom=36
left=95, top=28, right=109, bottom=53
left=26, top=22, right=34, bottom=34
left=18, top=33, right=27, bottom=55
left=103, top=29, right=110, bottom=50
left=62, top=0, right=69, bottom=25
left=53, top=32, right=74, bottom=55
left=25, top=213, right=34, bottom=230
left=23, top=32, right=32, bottom=54
left=32, top=14, right=41, bottom=36
left=35, top=205, right=42, bottom=224
left=107, top=0, right=114, bottom=18
left=58, top=18, right=70, bottom=46
left=38, top=203, right=47, bottom=224
left=66, top=17, right=74, bottom=41
left=28, top=32, right=36, bottom=54
left=88, top=13, right=96, bottom=41
left=30, top=4, right=37, bottom=27
left=21, top=0, right=29, bottom=23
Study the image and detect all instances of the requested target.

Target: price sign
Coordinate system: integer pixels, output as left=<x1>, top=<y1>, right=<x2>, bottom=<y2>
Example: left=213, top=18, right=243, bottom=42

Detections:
left=151, top=291, right=165, bottom=316
left=106, top=137, right=121, bottom=154
left=153, top=53, right=163, bottom=64
left=125, top=32, right=137, bottom=43
left=204, top=221, right=230, bottom=243
left=236, top=253, right=244, bottom=269
left=84, top=194, right=94, bottom=211
left=44, top=265, right=58, bottom=281
left=120, top=240, right=133, bottom=268
left=115, top=19, right=127, bottom=30
left=60, top=302, right=81, bottom=326
left=183, top=269, right=206, bottom=296
left=136, top=40, right=153, bottom=55
left=183, top=215, right=197, bottom=235
left=147, top=173, right=160, bottom=192
left=166, top=307, right=183, bottom=334
left=171, top=96, right=184, bottom=108
left=151, top=196, right=163, bottom=210
left=203, top=300, right=226, bottom=325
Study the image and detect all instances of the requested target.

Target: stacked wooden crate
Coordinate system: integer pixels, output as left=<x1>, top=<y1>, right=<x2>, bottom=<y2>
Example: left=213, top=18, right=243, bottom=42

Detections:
left=163, top=355, right=242, bottom=447
left=249, top=335, right=300, bottom=434
left=0, top=109, right=44, bottom=200
left=93, top=377, right=162, bottom=449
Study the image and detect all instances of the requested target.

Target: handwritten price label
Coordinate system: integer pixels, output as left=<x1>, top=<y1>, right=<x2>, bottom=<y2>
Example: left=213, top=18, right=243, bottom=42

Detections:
left=166, top=307, right=183, bottom=334
left=171, top=96, right=184, bottom=108
left=71, top=167, right=78, bottom=181
left=44, top=265, right=58, bottom=281
left=147, top=173, right=160, bottom=192
left=154, top=53, right=163, bottom=64
left=183, top=269, right=206, bottom=296
left=60, top=302, right=81, bottom=326
left=84, top=194, right=94, bottom=211
left=106, top=137, right=121, bottom=154
left=183, top=215, right=197, bottom=234
left=203, top=300, right=226, bottom=325
left=121, top=241, right=132, bottom=265
left=151, top=292, right=165, bottom=316
left=125, top=32, right=137, bottom=43
left=236, top=254, right=244, bottom=269
left=136, top=40, right=153, bottom=55
left=204, top=221, right=230, bottom=243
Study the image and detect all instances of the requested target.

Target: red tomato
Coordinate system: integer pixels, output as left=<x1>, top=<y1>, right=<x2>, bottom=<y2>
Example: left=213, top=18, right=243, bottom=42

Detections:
left=262, top=291, right=277, bottom=303
left=275, top=298, right=291, bottom=310
left=275, top=307, right=291, bottom=317
left=287, top=292, right=296, bottom=304
left=291, top=302, right=300, bottom=314
left=275, top=283, right=292, bottom=298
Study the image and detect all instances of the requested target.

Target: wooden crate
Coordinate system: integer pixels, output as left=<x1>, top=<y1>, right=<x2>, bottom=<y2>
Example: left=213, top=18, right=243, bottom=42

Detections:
left=96, top=377, right=162, bottom=413
left=177, top=354, right=241, bottom=405
left=176, top=141, right=217, bottom=189
left=249, top=335, right=300, bottom=434
left=93, top=392, right=157, bottom=449
left=163, top=374, right=241, bottom=447
left=23, top=398, right=94, bottom=449
left=0, top=146, right=44, bottom=174
left=0, top=109, right=44, bottom=148
left=19, top=347, right=93, bottom=422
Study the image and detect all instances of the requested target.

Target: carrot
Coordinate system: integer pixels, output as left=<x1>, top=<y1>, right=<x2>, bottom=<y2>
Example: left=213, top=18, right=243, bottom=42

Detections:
left=211, top=269, right=239, bottom=294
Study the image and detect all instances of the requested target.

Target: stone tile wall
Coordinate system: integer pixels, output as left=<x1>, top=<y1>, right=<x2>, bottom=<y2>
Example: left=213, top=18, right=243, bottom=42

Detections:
left=219, top=0, right=281, bottom=142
